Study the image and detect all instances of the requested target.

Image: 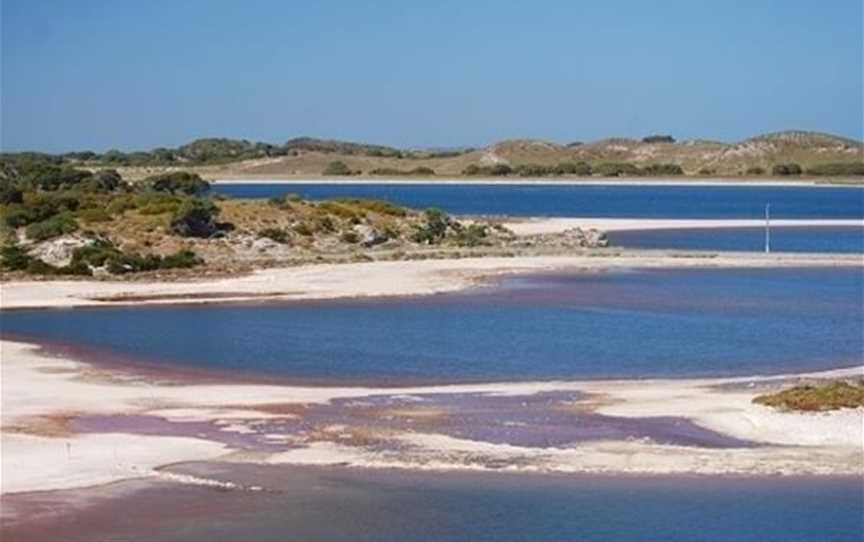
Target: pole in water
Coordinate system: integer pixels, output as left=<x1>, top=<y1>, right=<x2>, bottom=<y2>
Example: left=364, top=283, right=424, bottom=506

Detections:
left=764, top=203, right=771, bottom=253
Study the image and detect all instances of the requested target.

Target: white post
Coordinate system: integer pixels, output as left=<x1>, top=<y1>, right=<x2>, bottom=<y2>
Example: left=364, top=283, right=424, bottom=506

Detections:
left=764, top=203, right=771, bottom=253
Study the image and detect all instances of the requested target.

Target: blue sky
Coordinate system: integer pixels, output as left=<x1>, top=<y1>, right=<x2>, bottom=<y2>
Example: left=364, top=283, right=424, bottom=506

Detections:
left=2, top=0, right=862, bottom=152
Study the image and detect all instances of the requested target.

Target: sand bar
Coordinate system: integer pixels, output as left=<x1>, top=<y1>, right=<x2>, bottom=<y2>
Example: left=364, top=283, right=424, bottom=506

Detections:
left=2, top=252, right=862, bottom=311
left=504, top=217, right=864, bottom=235
left=1, top=339, right=862, bottom=495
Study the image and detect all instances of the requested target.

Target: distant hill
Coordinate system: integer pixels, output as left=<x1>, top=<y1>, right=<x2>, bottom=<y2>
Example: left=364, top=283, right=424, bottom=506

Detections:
left=2, top=130, right=861, bottom=179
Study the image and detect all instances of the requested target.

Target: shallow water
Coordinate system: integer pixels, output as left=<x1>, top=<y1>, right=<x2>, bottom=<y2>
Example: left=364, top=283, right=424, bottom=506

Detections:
left=3, top=267, right=861, bottom=382
left=609, top=226, right=864, bottom=253
left=212, top=182, right=864, bottom=218
left=5, top=465, right=862, bottom=542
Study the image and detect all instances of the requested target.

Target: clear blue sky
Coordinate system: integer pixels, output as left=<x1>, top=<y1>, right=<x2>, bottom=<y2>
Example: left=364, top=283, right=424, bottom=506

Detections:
left=2, top=0, right=862, bottom=152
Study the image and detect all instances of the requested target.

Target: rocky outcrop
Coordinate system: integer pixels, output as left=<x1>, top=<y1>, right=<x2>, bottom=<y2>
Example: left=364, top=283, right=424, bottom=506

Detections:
left=513, top=228, right=608, bottom=249
left=29, top=235, right=92, bottom=267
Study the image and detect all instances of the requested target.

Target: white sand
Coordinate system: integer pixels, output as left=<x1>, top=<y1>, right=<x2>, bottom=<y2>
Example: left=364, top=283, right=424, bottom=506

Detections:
left=1, top=340, right=861, bottom=494
left=2, top=253, right=861, bottom=311
left=504, top=217, right=864, bottom=235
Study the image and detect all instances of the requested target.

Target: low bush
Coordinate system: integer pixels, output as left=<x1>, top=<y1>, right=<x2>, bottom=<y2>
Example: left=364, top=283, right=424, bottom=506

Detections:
left=170, top=198, right=221, bottom=238
left=332, top=198, right=407, bottom=217
left=554, top=161, right=592, bottom=175
left=462, top=164, right=513, bottom=176
left=515, top=164, right=554, bottom=177
left=594, top=162, right=642, bottom=177
left=318, top=201, right=362, bottom=220
left=77, top=207, right=112, bottom=223
left=340, top=231, right=360, bottom=244
left=145, top=171, right=210, bottom=196
left=641, top=163, right=684, bottom=176
left=412, top=208, right=450, bottom=244
left=25, top=213, right=79, bottom=241
left=745, top=166, right=766, bottom=175
left=772, top=163, right=802, bottom=176
left=804, top=162, right=864, bottom=176
left=259, top=227, right=290, bottom=243
left=0, top=244, right=33, bottom=270
left=294, top=222, right=314, bottom=236
left=453, top=223, right=489, bottom=247
left=322, top=161, right=354, bottom=176
left=753, top=381, right=864, bottom=411
left=642, top=135, right=676, bottom=143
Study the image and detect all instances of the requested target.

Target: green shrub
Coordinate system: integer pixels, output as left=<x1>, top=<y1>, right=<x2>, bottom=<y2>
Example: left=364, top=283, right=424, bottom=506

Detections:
left=805, top=162, right=864, bottom=176
left=77, top=208, right=112, bottom=223
left=745, top=166, right=766, bottom=175
left=158, top=250, right=202, bottom=270
left=294, top=222, right=314, bottom=236
left=515, top=164, right=553, bottom=177
left=105, top=249, right=202, bottom=274
left=106, top=195, right=138, bottom=215
left=642, top=135, right=675, bottom=143
left=754, top=381, right=864, bottom=411
left=259, top=228, right=289, bottom=243
left=26, top=259, right=59, bottom=275
left=412, top=208, right=450, bottom=244
left=26, top=213, right=79, bottom=241
left=145, top=171, right=210, bottom=195
left=3, top=204, right=35, bottom=227
left=454, top=223, right=488, bottom=247
left=70, top=240, right=122, bottom=267
left=170, top=198, right=221, bottom=237
left=595, top=162, right=642, bottom=177
left=554, top=161, right=592, bottom=175
left=462, top=164, right=513, bottom=176
left=318, top=201, right=361, bottom=220
left=56, top=260, right=93, bottom=276
left=135, top=191, right=181, bottom=215
left=340, top=231, right=360, bottom=244
left=315, top=216, right=336, bottom=232
left=772, top=163, right=802, bottom=176
left=333, top=198, right=407, bottom=217
left=0, top=184, right=23, bottom=205
left=323, top=161, right=353, bottom=175
left=0, top=244, right=33, bottom=270
left=641, top=163, right=684, bottom=175
left=88, top=169, right=125, bottom=192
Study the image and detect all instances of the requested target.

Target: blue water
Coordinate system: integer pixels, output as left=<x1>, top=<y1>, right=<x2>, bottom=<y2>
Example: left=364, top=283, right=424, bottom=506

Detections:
left=57, top=467, right=864, bottom=542
left=212, top=182, right=864, bottom=218
left=3, top=267, right=861, bottom=382
left=609, top=226, right=864, bottom=253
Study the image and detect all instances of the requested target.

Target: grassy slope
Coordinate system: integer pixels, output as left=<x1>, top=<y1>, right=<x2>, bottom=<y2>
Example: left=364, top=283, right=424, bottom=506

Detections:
left=111, top=131, right=863, bottom=181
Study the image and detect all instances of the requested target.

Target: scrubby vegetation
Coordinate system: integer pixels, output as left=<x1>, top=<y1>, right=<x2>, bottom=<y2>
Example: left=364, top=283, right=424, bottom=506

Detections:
left=322, top=161, right=358, bottom=176
left=0, top=239, right=202, bottom=276
left=369, top=166, right=436, bottom=176
left=772, top=163, right=803, bottom=176
left=0, top=156, right=217, bottom=275
left=804, top=162, right=864, bottom=176
left=753, top=380, right=864, bottom=412
left=642, top=135, right=676, bottom=143
left=144, top=171, right=210, bottom=195
left=462, top=160, right=681, bottom=177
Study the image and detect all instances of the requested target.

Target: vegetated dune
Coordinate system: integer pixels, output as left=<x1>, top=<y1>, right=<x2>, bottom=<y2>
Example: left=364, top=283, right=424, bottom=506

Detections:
left=77, top=130, right=863, bottom=180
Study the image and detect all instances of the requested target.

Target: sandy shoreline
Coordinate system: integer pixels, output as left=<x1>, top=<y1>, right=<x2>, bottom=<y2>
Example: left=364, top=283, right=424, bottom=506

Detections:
left=2, top=251, right=862, bottom=310
left=211, top=177, right=864, bottom=187
left=504, top=217, right=864, bottom=234
left=1, top=339, right=862, bottom=497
